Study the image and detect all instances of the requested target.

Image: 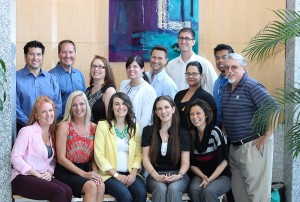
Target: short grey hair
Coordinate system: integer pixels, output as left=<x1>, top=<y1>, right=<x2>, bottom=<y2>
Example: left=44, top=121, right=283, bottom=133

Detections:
left=226, top=53, right=247, bottom=67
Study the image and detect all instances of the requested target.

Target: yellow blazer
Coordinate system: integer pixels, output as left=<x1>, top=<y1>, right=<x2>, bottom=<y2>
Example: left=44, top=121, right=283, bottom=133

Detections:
left=94, top=121, right=142, bottom=182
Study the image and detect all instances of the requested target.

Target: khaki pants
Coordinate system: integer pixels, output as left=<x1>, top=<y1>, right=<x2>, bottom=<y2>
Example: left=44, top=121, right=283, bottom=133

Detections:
left=229, top=136, right=274, bottom=202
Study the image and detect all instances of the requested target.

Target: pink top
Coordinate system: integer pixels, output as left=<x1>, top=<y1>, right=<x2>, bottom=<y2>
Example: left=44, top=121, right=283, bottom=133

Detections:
left=10, top=122, right=55, bottom=181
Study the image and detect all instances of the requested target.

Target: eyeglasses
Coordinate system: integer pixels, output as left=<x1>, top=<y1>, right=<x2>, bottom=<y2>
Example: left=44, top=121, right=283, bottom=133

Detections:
left=91, top=65, right=105, bottom=70
left=178, top=36, right=194, bottom=41
left=224, top=65, right=241, bottom=71
left=185, top=72, right=201, bottom=77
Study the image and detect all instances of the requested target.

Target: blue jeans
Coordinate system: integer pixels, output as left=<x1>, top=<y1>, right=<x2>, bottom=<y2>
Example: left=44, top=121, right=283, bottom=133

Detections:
left=188, top=175, right=231, bottom=202
left=146, top=171, right=189, bottom=202
left=104, top=175, right=147, bottom=202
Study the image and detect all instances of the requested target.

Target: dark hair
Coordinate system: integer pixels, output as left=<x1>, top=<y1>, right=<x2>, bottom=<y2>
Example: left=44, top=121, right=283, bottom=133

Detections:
left=23, top=40, right=45, bottom=55
left=213, top=44, right=234, bottom=55
left=186, top=99, right=213, bottom=142
left=178, top=28, right=195, bottom=39
left=58, top=40, right=76, bottom=53
left=107, top=92, right=136, bottom=141
left=151, top=45, right=168, bottom=58
left=150, top=96, right=181, bottom=166
left=125, top=55, right=149, bottom=83
left=186, top=61, right=203, bottom=74
left=89, top=55, right=116, bottom=88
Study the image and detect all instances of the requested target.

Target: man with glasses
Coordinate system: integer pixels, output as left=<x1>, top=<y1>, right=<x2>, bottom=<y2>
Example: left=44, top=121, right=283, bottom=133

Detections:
left=49, top=40, right=86, bottom=117
left=146, top=45, right=177, bottom=98
left=166, top=28, right=217, bottom=94
left=222, top=53, right=275, bottom=202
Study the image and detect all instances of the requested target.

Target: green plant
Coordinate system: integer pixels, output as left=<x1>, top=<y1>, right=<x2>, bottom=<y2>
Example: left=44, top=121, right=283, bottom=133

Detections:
left=243, top=9, right=300, bottom=158
left=0, top=59, right=6, bottom=111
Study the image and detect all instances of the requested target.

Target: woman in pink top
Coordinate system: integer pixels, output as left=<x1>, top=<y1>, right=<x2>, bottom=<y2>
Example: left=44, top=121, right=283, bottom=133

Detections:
left=11, top=96, right=72, bottom=202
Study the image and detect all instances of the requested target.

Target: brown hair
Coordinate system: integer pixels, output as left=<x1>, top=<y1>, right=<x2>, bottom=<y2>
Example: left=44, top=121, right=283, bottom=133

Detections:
left=150, top=96, right=181, bottom=166
left=89, top=55, right=116, bottom=88
left=58, top=39, right=76, bottom=53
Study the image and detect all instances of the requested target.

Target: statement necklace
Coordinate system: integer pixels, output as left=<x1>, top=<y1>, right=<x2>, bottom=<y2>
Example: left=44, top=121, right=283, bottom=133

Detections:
left=114, top=125, right=128, bottom=139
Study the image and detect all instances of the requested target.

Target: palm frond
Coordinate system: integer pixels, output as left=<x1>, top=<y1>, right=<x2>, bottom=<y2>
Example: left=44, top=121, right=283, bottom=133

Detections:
left=252, top=84, right=300, bottom=158
left=242, top=9, right=300, bottom=61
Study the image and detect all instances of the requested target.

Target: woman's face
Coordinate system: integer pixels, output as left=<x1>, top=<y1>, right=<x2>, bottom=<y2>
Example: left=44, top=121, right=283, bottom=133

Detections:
left=36, top=102, right=54, bottom=127
left=90, top=58, right=106, bottom=80
left=185, top=65, right=202, bottom=87
left=126, top=61, right=144, bottom=80
left=71, top=95, right=87, bottom=119
left=112, top=97, right=128, bottom=119
left=189, top=105, right=207, bottom=128
left=155, top=99, right=175, bottom=123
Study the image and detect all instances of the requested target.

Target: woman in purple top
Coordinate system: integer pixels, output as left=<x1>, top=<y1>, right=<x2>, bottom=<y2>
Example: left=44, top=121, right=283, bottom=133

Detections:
left=11, top=96, right=72, bottom=202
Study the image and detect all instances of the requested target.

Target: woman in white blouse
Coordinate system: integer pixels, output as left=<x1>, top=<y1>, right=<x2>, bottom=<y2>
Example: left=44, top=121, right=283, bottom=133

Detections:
left=120, top=55, right=157, bottom=132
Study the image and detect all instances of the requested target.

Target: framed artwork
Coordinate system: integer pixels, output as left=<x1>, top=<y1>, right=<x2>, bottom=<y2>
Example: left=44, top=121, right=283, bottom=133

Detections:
left=109, top=0, right=199, bottom=62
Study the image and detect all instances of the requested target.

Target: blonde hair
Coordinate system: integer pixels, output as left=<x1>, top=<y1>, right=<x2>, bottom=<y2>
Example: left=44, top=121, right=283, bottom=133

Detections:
left=60, top=91, right=91, bottom=130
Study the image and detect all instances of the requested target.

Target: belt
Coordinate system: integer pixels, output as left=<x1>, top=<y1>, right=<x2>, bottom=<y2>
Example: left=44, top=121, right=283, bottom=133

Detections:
left=231, top=134, right=261, bottom=146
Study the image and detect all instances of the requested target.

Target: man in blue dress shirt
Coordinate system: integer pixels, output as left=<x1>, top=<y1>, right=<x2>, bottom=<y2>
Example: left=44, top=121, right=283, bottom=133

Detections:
left=49, top=40, right=86, bottom=118
left=16, top=40, right=62, bottom=129
left=213, top=44, right=234, bottom=128
left=146, top=45, right=177, bottom=98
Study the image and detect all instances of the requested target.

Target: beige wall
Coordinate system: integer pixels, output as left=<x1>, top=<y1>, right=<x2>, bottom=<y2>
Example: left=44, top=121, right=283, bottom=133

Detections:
left=16, top=0, right=286, bottom=92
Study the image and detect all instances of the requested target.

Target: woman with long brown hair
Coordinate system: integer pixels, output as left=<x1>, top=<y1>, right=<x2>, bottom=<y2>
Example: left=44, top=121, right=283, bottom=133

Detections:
left=11, top=96, right=72, bottom=202
left=142, top=96, right=190, bottom=202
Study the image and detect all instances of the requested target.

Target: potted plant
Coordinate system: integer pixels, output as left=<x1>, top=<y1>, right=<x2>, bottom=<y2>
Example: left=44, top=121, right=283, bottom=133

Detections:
left=0, top=59, right=6, bottom=111
left=242, top=9, right=300, bottom=158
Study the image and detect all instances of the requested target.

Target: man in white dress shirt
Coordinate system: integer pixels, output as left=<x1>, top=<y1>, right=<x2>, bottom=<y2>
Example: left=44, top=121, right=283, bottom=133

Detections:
left=146, top=45, right=177, bottom=98
left=166, top=28, right=217, bottom=94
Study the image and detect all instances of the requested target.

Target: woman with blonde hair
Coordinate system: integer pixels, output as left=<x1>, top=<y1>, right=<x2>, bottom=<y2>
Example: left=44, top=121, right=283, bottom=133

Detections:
left=11, top=96, right=72, bottom=202
left=55, top=91, right=105, bottom=202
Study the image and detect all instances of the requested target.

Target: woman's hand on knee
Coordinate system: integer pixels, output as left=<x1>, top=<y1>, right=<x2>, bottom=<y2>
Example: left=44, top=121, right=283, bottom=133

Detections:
left=125, top=173, right=136, bottom=187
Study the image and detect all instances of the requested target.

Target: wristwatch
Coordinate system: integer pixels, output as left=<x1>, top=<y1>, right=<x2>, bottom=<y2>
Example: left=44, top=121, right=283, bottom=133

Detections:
left=113, top=172, right=119, bottom=178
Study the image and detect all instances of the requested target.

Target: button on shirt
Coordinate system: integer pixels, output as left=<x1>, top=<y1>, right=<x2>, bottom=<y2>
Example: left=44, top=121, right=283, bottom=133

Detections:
left=222, top=73, right=276, bottom=142
left=146, top=69, right=178, bottom=99
left=213, top=74, right=228, bottom=127
left=16, top=66, right=62, bottom=126
left=49, top=63, right=86, bottom=114
left=166, top=52, right=217, bottom=94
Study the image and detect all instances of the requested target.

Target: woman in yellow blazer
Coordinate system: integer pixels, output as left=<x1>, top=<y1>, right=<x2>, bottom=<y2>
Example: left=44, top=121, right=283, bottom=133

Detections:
left=94, top=92, right=147, bottom=202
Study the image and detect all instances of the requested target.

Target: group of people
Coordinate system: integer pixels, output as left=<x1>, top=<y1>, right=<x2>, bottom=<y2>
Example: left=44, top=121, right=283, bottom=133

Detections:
left=11, top=27, right=276, bottom=202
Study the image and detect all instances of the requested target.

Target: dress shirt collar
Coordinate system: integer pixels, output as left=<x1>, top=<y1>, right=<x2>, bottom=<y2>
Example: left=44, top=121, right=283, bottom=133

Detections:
left=22, top=65, right=45, bottom=77
left=55, top=62, right=76, bottom=74
left=147, top=69, right=167, bottom=82
left=176, top=51, right=197, bottom=64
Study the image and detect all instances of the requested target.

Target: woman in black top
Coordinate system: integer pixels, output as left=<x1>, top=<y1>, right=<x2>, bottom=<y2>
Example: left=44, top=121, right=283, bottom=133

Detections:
left=142, top=96, right=190, bottom=202
left=85, top=55, right=116, bottom=124
left=187, top=99, right=230, bottom=202
left=174, top=61, right=217, bottom=129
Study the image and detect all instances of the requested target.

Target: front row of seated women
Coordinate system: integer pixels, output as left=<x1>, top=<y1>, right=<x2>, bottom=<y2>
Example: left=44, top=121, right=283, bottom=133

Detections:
left=11, top=91, right=230, bottom=202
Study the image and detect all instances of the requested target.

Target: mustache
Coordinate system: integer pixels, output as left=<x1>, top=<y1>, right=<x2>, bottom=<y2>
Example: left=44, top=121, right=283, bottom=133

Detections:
left=226, top=72, right=235, bottom=77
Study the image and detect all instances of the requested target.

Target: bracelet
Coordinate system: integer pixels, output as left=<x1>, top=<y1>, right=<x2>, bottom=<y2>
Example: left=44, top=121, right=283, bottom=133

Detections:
left=178, top=172, right=184, bottom=179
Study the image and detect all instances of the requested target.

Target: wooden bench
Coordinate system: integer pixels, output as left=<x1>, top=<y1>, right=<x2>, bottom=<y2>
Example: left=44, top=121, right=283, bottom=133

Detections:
left=13, top=193, right=224, bottom=201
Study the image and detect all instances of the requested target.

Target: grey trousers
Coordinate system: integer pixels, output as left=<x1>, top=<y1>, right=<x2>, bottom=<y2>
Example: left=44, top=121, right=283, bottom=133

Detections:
left=229, top=136, right=274, bottom=202
left=146, top=171, right=189, bottom=202
left=188, top=175, right=231, bottom=202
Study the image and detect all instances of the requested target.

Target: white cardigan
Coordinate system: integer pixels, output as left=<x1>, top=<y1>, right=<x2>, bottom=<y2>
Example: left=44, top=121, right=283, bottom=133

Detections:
left=120, top=80, right=157, bottom=133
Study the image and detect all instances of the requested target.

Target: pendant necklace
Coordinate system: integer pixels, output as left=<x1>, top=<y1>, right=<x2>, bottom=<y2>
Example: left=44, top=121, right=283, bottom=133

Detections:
left=114, top=125, right=128, bottom=139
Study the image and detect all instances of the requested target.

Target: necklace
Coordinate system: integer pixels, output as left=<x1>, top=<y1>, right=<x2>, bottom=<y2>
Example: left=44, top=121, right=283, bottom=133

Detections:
left=114, top=125, right=128, bottom=139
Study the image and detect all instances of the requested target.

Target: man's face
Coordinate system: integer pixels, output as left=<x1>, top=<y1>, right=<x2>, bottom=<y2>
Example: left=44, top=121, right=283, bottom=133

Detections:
left=24, top=47, right=43, bottom=70
left=224, top=58, right=246, bottom=85
left=150, top=49, right=168, bottom=72
left=178, top=31, right=195, bottom=52
left=58, top=42, right=76, bottom=68
left=215, top=49, right=230, bottom=73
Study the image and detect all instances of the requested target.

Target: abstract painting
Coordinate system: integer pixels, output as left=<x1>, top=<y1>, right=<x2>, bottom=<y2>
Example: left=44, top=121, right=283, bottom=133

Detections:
left=109, top=0, right=199, bottom=62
